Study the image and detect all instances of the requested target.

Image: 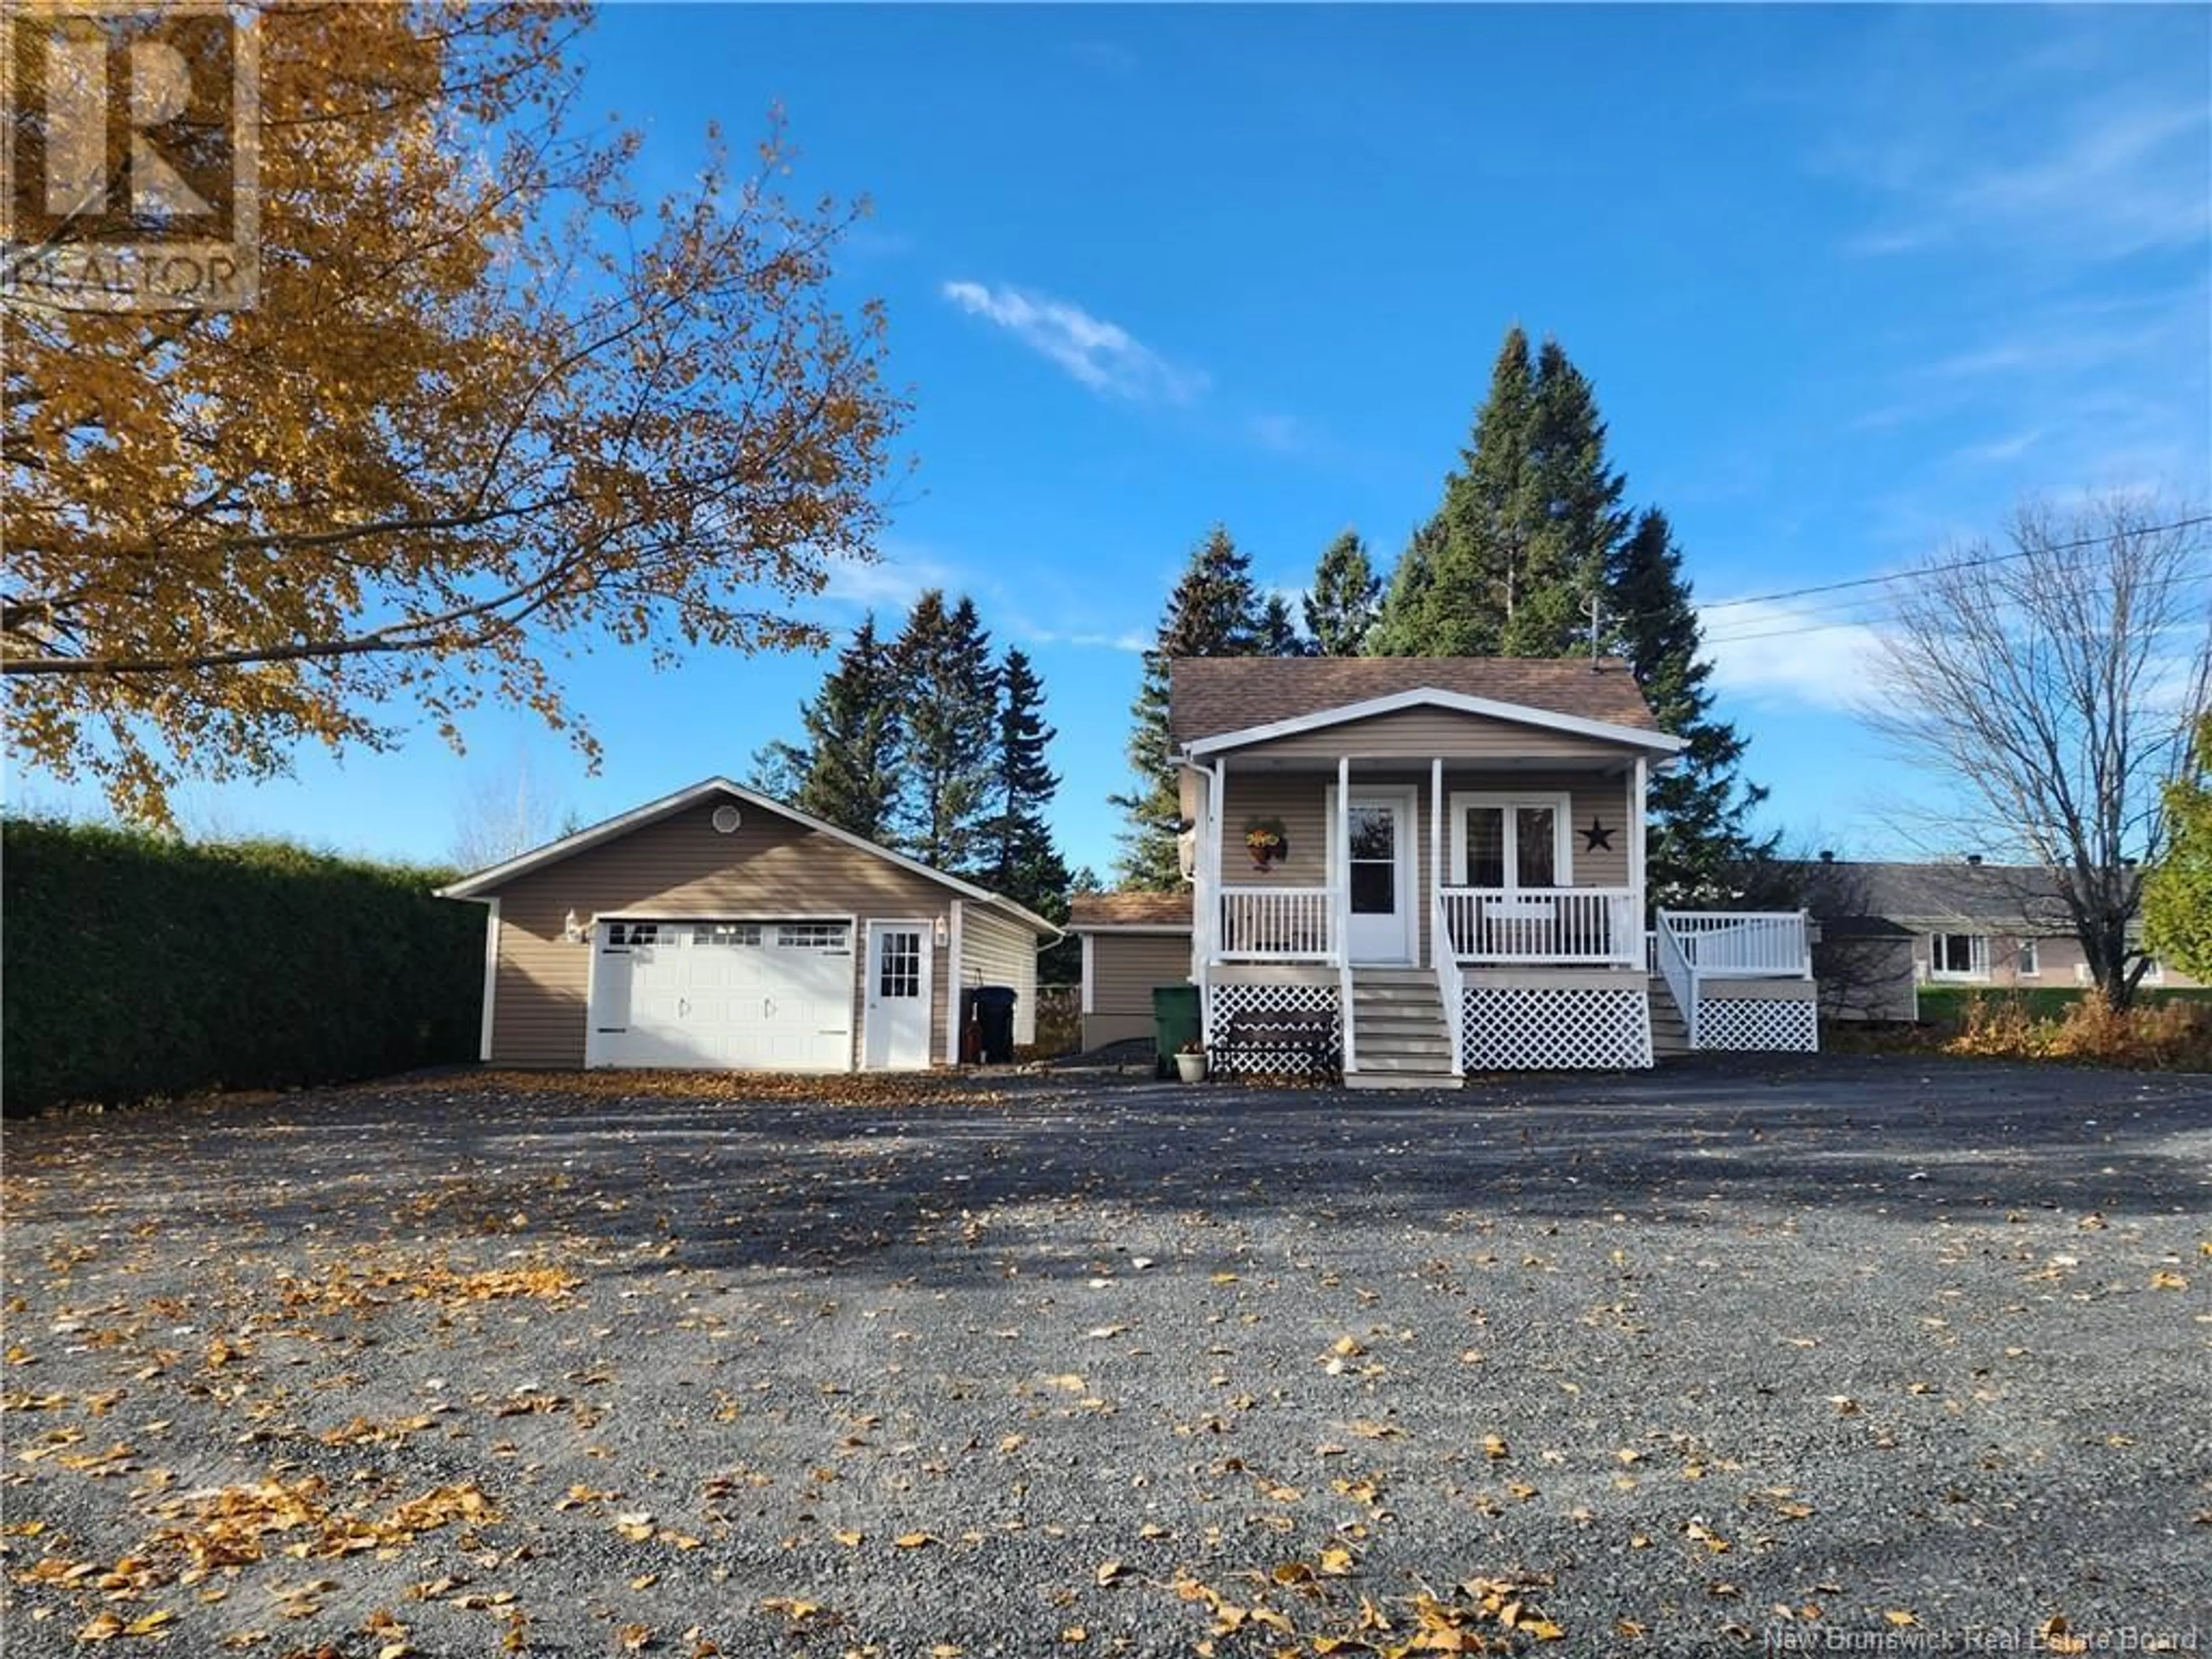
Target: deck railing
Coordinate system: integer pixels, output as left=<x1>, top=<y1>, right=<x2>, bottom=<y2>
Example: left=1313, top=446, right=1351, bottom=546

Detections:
left=1662, top=910, right=1811, bottom=978
left=1438, top=885, right=1639, bottom=965
left=1217, top=885, right=1336, bottom=962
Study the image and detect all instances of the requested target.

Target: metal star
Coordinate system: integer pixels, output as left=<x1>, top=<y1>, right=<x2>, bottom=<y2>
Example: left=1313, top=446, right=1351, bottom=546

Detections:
left=1581, top=817, right=1614, bottom=852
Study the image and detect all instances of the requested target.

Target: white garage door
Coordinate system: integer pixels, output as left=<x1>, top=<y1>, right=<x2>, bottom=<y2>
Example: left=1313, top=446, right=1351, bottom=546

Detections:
left=587, top=920, right=854, bottom=1071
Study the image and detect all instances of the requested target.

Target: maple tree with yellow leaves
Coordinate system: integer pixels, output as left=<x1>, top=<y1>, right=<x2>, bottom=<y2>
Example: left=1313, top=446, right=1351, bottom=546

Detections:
left=3, top=2, right=905, bottom=821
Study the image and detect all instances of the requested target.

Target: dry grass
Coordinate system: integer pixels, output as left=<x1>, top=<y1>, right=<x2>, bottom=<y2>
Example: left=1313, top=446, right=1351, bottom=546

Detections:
left=1944, top=996, right=2212, bottom=1070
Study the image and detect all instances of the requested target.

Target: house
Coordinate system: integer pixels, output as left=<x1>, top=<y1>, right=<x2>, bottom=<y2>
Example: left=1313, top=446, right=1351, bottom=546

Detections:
left=437, top=778, right=1058, bottom=1072
left=1070, top=657, right=1819, bottom=1084
left=1070, top=891, right=1195, bottom=1051
left=1804, top=857, right=2196, bottom=1021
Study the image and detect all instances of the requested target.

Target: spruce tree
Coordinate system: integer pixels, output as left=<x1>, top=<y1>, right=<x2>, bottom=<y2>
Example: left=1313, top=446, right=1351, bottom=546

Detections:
left=1607, top=509, right=1774, bottom=903
left=1304, top=529, right=1380, bottom=656
left=893, top=590, right=1000, bottom=874
left=1112, top=525, right=1264, bottom=889
left=748, top=613, right=903, bottom=840
left=1258, top=592, right=1310, bottom=657
left=986, top=647, right=1072, bottom=913
left=1366, top=518, right=1444, bottom=656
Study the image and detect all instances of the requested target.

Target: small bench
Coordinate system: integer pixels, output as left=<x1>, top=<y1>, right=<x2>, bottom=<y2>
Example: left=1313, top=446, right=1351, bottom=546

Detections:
left=1215, top=1010, right=1339, bottom=1081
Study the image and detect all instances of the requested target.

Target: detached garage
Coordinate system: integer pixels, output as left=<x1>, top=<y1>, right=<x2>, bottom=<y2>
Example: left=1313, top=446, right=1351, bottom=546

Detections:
left=439, top=778, right=1058, bottom=1072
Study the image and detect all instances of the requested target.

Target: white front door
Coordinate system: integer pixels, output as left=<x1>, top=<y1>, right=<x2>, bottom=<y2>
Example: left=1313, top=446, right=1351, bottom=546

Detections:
left=863, top=920, right=933, bottom=1069
left=1344, top=793, right=1414, bottom=964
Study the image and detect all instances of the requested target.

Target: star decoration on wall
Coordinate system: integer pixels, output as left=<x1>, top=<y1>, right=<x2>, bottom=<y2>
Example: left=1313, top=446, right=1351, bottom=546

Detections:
left=1581, top=817, right=1614, bottom=852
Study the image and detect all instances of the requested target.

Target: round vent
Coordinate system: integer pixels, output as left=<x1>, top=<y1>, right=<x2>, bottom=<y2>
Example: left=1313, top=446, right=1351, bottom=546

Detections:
left=710, top=804, right=742, bottom=834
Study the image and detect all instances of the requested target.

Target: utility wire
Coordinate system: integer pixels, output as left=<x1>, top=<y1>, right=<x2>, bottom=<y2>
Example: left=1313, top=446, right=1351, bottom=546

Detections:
left=1698, top=512, right=2212, bottom=615
left=1699, top=565, right=2212, bottom=647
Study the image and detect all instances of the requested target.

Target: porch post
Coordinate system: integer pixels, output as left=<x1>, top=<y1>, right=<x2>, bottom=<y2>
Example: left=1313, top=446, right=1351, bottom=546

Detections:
left=1336, top=755, right=1354, bottom=1074
left=1630, top=756, right=1649, bottom=967
left=1429, top=757, right=1444, bottom=969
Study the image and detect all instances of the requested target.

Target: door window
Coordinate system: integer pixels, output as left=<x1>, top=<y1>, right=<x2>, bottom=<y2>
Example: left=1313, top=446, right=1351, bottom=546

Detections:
left=877, top=930, right=922, bottom=998
left=1347, top=805, right=1396, bottom=915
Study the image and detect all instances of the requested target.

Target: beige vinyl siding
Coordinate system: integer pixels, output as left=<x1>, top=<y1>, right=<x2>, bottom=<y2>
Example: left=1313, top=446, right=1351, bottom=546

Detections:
left=1089, top=932, right=1193, bottom=1016
left=959, top=904, right=1042, bottom=1046
left=1218, top=767, right=1637, bottom=964
left=487, top=802, right=957, bottom=1068
left=1228, top=707, right=1632, bottom=763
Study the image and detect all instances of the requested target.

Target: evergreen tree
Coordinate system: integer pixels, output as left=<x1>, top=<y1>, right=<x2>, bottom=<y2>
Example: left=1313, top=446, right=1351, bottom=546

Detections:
left=1608, top=509, right=1774, bottom=903
left=1303, top=529, right=1380, bottom=656
left=747, top=613, right=903, bottom=840
left=1259, top=592, right=1310, bottom=657
left=1370, top=327, right=1626, bottom=656
left=986, top=648, right=1072, bottom=912
left=893, top=591, right=1000, bottom=874
left=1366, top=518, right=1445, bottom=656
left=1112, top=525, right=1264, bottom=889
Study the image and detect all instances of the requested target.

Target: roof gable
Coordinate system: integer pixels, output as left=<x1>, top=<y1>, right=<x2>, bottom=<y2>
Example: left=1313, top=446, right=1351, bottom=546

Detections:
left=435, top=777, right=1058, bottom=935
left=1169, top=657, right=1679, bottom=754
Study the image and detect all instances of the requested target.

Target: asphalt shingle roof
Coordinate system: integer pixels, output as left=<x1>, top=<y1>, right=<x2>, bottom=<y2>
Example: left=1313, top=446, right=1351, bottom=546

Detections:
left=1068, top=892, right=1192, bottom=930
left=1167, top=656, right=1658, bottom=746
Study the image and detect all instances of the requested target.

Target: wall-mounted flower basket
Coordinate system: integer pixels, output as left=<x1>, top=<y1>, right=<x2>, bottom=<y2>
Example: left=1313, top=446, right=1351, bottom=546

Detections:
left=1244, top=817, right=1289, bottom=872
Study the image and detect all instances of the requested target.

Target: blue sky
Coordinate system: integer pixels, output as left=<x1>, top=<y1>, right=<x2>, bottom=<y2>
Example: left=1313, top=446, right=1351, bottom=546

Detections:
left=20, top=3, right=2210, bottom=873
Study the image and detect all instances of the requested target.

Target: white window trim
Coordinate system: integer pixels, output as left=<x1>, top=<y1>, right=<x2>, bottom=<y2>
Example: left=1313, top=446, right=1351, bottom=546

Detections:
left=1927, top=932, right=1991, bottom=982
left=2015, top=939, right=2040, bottom=978
left=1446, top=791, right=1574, bottom=891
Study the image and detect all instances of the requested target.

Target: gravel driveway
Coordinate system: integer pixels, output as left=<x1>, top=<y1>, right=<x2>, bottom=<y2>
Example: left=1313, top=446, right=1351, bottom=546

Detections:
left=3, top=1058, right=2207, bottom=1657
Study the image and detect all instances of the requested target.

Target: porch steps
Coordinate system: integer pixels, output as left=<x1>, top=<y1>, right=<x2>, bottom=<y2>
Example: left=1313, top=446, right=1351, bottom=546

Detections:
left=1648, top=975, right=1692, bottom=1059
left=1347, top=969, right=1460, bottom=1090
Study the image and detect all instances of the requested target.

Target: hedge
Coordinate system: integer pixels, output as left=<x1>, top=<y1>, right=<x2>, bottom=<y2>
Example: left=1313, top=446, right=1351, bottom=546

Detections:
left=3, top=817, right=483, bottom=1116
left=1915, top=984, right=2212, bottom=1027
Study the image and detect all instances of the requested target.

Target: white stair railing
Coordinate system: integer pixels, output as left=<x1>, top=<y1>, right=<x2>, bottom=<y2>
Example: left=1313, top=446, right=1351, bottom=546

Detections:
left=1433, top=892, right=1465, bottom=1078
left=1654, top=911, right=1701, bottom=1050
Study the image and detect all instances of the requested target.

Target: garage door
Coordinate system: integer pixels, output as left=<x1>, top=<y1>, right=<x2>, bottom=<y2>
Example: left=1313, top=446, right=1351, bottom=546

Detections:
left=587, top=920, right=854, bottom=1070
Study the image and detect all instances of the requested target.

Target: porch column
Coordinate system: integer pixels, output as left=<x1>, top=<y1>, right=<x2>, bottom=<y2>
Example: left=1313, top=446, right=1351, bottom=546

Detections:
left=1429, top=756, right=1444, bottom=969
left=1631, top=756, right=1649, bottom=968
left=1336, top=755, right=1354, bottom=1074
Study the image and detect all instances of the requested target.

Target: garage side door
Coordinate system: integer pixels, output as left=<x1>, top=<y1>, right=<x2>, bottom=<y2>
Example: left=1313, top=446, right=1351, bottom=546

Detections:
left=588, top=921, right=853, bottom=1071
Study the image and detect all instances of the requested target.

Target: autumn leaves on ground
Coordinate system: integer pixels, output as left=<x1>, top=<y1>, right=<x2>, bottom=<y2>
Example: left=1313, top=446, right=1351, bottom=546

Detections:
left=3, top=1062, right=2208, bottom=1657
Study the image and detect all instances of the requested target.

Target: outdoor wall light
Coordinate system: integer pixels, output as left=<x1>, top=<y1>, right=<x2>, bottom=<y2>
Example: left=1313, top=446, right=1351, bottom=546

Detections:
left=933, top=915, right=949, bottom=946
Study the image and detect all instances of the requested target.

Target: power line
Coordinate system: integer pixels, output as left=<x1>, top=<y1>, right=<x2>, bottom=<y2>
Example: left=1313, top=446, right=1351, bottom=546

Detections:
left=1699, top=564, right=2212, bottom=647
left=1698, top=512, right=2212, bottom=615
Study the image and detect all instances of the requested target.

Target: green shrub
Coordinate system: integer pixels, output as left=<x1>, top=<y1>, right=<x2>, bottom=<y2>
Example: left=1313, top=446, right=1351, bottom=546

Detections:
left=1914, top=984, right=2212, bottom=1029
left=3, top=817, right=482, bottom=1116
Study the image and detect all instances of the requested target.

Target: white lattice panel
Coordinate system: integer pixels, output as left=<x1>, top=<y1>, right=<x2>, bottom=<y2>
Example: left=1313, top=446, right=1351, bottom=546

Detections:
left=1461, top=987, right=1652, bottom=1071
left=1698, top=997, right=1819, bottom=1053
left=1209, top=982, right=1342, bottom=1077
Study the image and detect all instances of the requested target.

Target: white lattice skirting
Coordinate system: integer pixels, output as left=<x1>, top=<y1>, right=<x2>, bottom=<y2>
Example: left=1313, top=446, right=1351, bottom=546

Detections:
left=1461, top=986, right=1653, bottom=1071
left=1698, top=997, right=1820, bottom=1053
left=1207, top=982, right=1343, bottom=1076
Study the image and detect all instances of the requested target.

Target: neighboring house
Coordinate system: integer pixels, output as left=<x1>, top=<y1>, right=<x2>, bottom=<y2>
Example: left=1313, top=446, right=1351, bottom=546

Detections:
left=438, top=778, right=1058, bottom=1072
left=1072, top=657, right=1818, bottom=1085
left=1070, top=891, right=1194, bottom=1051
left=1805, top=857, right=2197, bottom=1021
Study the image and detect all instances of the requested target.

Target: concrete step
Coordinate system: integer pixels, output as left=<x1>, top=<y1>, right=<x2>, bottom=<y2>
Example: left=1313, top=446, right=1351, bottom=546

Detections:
left=1351, top=1051, right=1461, bottom=1074
left=1346, top=1070, right=1461, bottom=1090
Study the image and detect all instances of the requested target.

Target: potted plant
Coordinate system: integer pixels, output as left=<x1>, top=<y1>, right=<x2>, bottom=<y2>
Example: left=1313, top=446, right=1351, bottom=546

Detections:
left=1174, top=1039, right=1208, bottom=1084
left=1244, top=817, right=1289, bottom=872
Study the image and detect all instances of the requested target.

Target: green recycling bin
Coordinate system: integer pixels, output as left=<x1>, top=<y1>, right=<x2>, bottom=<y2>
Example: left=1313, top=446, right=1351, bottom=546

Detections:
left=1152, top=983, right=1200, bottom=1080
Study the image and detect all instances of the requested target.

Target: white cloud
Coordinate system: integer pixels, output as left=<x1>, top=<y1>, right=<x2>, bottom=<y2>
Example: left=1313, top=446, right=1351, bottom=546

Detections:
left=941, top=281, right=1207, bottom=402
left=1698, top=600, right=1893, bottom=713
left=819, top=548, right=960, bottom=613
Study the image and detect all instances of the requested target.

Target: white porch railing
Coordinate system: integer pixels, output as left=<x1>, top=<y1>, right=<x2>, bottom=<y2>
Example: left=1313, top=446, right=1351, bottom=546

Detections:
left=1662, top=910, right=1812, bottom=978
left=1438, top=885, right=1639, bottom=965
left=1433, top=892, right=1467, bottom=1077
left=1218, top=885, right=1336, bottom=962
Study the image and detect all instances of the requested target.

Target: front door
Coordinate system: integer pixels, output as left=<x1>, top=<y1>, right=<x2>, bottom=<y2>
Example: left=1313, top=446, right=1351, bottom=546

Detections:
left=863, top=920, right=933, bottom=1069
left=1344, top=793, right=1414, bottom=964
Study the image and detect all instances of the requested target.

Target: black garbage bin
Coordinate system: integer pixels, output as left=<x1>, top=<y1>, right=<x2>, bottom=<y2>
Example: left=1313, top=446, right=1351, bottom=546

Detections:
left=974, top=985, right=1018, bottom=1063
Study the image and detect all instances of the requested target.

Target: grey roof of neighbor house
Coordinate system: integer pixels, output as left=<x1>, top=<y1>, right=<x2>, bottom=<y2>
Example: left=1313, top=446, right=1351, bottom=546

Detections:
left=1167, top=656, right=1660, bottom=745
left=1805, top=860, right=2080, bottom=935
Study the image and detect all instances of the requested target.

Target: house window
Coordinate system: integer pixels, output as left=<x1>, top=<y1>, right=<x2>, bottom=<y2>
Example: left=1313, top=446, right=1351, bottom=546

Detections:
left=2016, top=940, right=2039, bottom=978
left=1449, top=794, right=1570, bottom=892
left=1929, top=933, right=1989, bottom=980
left=608, top=921, right=660, bottom=947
